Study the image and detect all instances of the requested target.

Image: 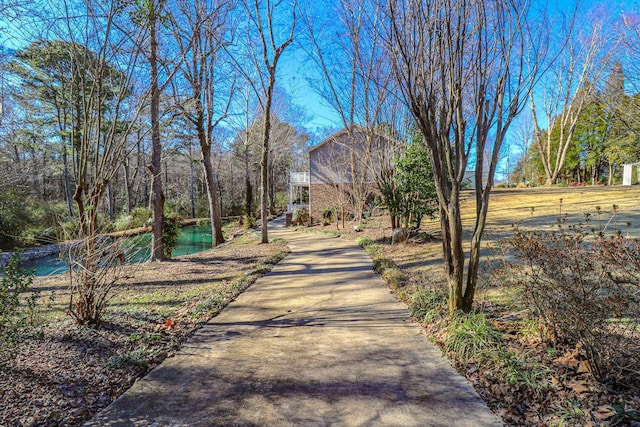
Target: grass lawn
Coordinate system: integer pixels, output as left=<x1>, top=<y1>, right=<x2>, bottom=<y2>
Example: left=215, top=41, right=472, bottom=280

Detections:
left=312, top=185, right=640, bottom=427
left=0, top=229, right=288, bottom=426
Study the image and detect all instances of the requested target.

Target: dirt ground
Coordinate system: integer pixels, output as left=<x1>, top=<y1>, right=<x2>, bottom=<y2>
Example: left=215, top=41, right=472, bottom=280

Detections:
left=0, top=232, right=288, bottom=426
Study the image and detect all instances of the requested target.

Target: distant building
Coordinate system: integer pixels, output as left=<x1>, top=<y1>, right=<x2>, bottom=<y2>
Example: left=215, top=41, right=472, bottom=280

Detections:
left=288, top=171, right=309, bottom=212
left=307, top=126, right=398, bottom=221
left=463, top=170, right=475, bottom=190
left=623, top=163, right=640, bottom=185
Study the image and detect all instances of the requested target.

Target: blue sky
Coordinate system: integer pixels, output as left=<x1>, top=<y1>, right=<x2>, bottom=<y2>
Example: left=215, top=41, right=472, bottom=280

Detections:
left=278, top=0, right=639, bottom=141
left=278, top=46, right=342, bottom=136
left=2, top=0, right=637, bottom=144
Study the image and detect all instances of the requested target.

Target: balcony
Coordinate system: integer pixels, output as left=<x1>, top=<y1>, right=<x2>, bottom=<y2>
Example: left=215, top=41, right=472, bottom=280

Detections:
left=289, top=171, right=309, bottom=212
left=290, top=171, right=309, bottom=185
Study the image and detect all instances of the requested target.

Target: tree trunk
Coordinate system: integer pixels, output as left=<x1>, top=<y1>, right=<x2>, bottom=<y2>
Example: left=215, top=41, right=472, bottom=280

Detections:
left=107, top=182, right=115, bottom=221
left=260, top=77, right=275, bottom=244
left=446, top=187, right=466, bottom=314
left=269, top=164, right=276, bottom=213
left=244, top=150, right=253, bottom=217
left=62, top=147, right=74, bottom=218
left=202, top=147, right=225, bottom=246
left=149, top=8, right=164, bottom=262
left=190, top=157, right=196, bottom=219
left=123, top=160, right=132, bottom=213
left=463, top=189, right=491, bottom=311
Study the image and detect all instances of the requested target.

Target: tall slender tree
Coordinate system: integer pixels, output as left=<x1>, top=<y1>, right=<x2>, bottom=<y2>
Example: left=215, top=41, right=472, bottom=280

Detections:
left=238, top=0, right=297, bottom=243
left=170, top=0, right=234, bottom=247
left=10, top=40, right=88, bottom=218
left=529, top=16, right=611, bottom=185
left=147, top=0, right=165, bottom=261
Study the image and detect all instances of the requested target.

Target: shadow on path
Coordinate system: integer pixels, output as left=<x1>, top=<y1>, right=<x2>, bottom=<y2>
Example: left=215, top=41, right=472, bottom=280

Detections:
left=85, top=220, right=501, bottom=427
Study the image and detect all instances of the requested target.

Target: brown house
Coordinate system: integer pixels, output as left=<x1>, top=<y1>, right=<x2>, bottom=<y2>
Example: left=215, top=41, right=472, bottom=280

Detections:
left=308, top=126, right=399, bottom=222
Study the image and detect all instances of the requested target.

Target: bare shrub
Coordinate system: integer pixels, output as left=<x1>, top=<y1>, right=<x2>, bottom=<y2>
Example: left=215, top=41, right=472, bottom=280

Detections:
left=63, top=236, right=128, bottom=326
left=503, top=228, right=639, bottom=387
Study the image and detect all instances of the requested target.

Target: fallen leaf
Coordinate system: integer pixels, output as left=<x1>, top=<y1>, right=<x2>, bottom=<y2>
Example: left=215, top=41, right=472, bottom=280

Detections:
left=554, top=355, right=580, bottom=371
left=592, top=406, right=616, bottom=421
left=567, top=380, right=592, bottom=395
left=577, top=361, right=591, bottom=374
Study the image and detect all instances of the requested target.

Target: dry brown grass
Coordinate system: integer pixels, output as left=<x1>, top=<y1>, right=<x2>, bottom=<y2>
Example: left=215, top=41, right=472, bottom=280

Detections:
left=358, top=185, right=640, bottom=285
left=333, top=185, right=640, bottom=426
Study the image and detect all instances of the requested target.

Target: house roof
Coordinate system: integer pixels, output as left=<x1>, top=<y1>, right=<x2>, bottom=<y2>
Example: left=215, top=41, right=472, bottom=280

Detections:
left=308, top=125, right=365, bottom=154
left=308, top=124, right=402, bottom=154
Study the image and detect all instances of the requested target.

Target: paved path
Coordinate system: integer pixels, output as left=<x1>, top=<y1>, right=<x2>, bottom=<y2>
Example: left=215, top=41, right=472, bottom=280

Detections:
left=86, top=219, right=500, bottom=426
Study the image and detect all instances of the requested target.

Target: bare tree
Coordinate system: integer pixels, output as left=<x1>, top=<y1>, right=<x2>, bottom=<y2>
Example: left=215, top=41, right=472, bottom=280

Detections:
left=622, top=10, right=640, bottom=93
left=530, top=16, right=610, bottom=185
left=509, top=116, right=535, bottom=185
left=53, top=0, right=147, bottom=324
left=304, top=0, right=398, bottom=222
left=386, top=0, right=549, bottom=313
left=170, top=0, right=234, bottom=247
left=238, top=0, right=297, bottom=243
left=229, top=86, right=261, bottom=220
left=146, top=0, right=166, bottom=261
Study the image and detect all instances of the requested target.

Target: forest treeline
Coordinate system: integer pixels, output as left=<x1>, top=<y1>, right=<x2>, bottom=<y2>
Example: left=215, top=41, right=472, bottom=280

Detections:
left=0, top=3, right=310, bottom=251
left=510, top=63, right=640, bottom=187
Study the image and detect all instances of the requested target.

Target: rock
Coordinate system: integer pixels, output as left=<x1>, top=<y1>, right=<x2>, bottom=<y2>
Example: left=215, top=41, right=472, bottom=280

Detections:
left=392, top=228, right=408, bottom=245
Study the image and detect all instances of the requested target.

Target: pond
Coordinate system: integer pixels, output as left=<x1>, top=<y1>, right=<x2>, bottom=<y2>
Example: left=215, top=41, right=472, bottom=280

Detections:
left=21, top=225, right=213, bottom=276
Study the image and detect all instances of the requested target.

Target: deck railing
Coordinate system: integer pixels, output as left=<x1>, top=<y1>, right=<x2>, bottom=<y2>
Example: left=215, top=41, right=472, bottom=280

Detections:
left=290, top=171, right=309, bottom=184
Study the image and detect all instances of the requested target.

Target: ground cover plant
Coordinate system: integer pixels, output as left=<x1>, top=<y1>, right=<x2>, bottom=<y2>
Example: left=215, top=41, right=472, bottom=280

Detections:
left=0, top=229, right=288, bottom=426
left=315, top=185, right=640, bottom=426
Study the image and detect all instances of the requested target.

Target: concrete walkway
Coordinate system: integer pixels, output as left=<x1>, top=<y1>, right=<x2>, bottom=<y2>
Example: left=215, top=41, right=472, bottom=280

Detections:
left=86, top=219, right=500, bottom=426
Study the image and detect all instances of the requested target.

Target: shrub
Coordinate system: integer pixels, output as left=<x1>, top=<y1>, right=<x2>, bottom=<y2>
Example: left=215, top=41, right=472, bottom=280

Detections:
left=196, top=219, right=211, bottom=227
left=292, top=207, right=309, bottom=226
left=131, top=207, right=152, bottom=228
left=504, top=228, right=640, bottom=387
left=1, top=252, right=39, bottom=353
left=410, top=288, right=448, bottom=323
left=355, top=236, right=373, bottom=248
left=321, top=207, right=334, bottom=222
left=114, top=207, right=152, bottom=231
left=104, top=347, right=157, bottom=372
left=162, top=215, right=183, bottom=258
left=64, top=236, right=128, bottom=326
left=0, top=190, right=71, bottom=248
left=242, top=215, right=256, bottom=230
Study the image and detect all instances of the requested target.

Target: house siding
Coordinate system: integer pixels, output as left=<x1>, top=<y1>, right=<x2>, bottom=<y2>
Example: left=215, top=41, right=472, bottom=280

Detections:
left=309, top=183, right=338, bottom=222
left=308, top=126, right=399, bottom=223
